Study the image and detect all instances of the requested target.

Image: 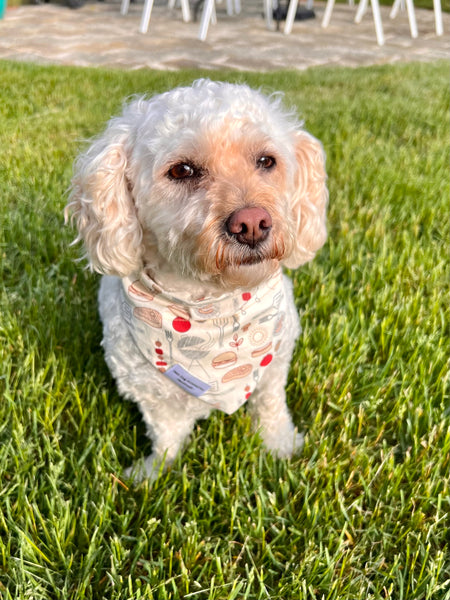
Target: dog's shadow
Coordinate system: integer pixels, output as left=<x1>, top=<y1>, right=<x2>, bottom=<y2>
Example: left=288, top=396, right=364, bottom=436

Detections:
left=2, top=210, right=152, bottom=476
left=55, top=266, right=155, bottom=472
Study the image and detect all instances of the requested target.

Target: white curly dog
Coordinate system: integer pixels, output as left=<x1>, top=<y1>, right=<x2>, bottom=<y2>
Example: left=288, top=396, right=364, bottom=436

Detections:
left=67, top=79, right=328, bottom=481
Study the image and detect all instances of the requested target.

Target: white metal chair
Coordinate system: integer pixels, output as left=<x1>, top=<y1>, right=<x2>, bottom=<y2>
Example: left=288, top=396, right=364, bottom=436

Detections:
left=284, top=0, right=355, bottom=34
left=283, top=0, right=318, bottom=34
left=198, top=0, right=216, bottom=40
left=320, top=0, right=386, bottom=44
left=121, top=0, right=191, bottom=34
left=390, top=0, right=443, bottom=35
left=358, top=0, right=420, bottom=40
left=198, top=0, right=244, bottom=40
left=431, top=0, right=444, bottom=35
left=387, top=0, right=418, bottom=37
left=320, top=0, right=443, bottom=45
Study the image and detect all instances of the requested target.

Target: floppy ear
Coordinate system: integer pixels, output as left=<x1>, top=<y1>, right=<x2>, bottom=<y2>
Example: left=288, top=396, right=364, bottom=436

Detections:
left=65, top=108, right=143, bottom=277
left=283, top=131, right=328, bottom=269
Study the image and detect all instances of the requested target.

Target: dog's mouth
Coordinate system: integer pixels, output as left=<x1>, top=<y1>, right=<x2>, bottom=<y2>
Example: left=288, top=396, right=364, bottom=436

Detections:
left=215, top=233, right=285, bottom=270
left=226, top=240, right=273, bottom=266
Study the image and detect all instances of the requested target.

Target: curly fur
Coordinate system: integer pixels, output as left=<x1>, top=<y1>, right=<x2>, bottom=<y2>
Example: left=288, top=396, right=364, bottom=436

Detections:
left=66, top=79, right=328, bottom=481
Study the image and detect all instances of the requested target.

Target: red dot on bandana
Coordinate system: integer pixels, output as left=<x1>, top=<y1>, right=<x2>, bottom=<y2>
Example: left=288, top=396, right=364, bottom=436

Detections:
left=155, top=348, right=164, bottom=355
left=156, top=361, right=167, bottom=367
left=260, top=354, right=273, bottom=367
left=245, top=393, right=252, bottom=400
left=242, top=293, right=251, bottom=301
left=172, top=317, right=191, bottom=333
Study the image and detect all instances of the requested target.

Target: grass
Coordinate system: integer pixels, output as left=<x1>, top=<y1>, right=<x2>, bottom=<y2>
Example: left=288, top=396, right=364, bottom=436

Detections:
left=376, top=0, right=449, bottom=10
left=0, top=59, right=449, bottom=599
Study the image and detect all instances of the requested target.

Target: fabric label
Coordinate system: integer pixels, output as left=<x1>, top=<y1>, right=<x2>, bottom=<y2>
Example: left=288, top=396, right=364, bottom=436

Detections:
left=164, top=364, right=211, bottom=397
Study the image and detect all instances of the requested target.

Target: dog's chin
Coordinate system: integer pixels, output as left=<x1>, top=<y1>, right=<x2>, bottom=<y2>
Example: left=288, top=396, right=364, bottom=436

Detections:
left=220, top=258, right=280, bottom=289
left=221, top=236, right=286, bottom=267
left=237, top=251, right=270, bottom=266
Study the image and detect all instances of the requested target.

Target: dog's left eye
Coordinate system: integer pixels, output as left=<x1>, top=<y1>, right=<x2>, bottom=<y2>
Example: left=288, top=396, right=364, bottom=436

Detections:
left=167, top=163, right=198, bottom=181
left=257, top=155, right=276, bottom=170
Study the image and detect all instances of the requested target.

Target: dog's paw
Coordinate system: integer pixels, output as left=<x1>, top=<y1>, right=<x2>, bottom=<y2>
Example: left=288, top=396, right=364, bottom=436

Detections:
left=123, top=454, right=162, bottom=484
left=263, top=427, right=304, bottom=459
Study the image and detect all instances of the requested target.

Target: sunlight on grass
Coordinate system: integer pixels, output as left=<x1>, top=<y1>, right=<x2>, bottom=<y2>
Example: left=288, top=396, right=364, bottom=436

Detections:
left=0, top=60, right=449, bottom=600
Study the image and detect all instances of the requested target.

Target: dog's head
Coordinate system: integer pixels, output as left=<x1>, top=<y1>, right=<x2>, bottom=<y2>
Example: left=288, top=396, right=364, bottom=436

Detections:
left=67, top=79, right=328, bottom=288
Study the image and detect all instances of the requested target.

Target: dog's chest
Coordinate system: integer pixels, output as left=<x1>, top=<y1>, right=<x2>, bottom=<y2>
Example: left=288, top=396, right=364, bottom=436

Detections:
left=120, top=269, right=288, bottom=414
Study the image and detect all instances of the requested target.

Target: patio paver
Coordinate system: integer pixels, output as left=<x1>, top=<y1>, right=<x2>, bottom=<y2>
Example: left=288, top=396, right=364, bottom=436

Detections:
left=0, top=0, right=448, bottom=70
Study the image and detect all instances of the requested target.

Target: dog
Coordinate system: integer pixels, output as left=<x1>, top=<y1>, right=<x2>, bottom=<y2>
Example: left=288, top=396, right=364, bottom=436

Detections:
left=66, top=79, right=328, bottom=481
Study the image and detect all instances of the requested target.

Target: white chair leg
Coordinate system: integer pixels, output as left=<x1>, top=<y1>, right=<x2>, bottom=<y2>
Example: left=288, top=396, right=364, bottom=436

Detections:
left=120, top=0, right=130, bottom=16
left=355, top=0, right=384, bottom=45
left=226, top=0, right=233, bottom=15
left=180, top=0, right=191, bottom=22
left=321, top=0, right=335, bottom=28
left=433, top=0, right=443, bottom=35
left=323, top=0, right=385, bottom=42
left=404, top=0, right=418, bottom=37
left=234, top=0, right=241, bottom=15
left=355, top=0, right=368, bottom=23
left=370, top=0, right=385, bottom=45
left=139, top=0, right=154, bottom=33
left=168, top=0, right=190, bottom=20
left=199, top=0, right=215, bottom=40
left=264, top=0, right=275, bottom=30
left=389, top=0, right=402, bottom=19
left=284, top=0, right=298, bottom=34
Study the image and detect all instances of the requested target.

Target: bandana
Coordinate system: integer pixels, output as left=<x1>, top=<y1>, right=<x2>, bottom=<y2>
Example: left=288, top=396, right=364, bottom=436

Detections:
left=120, top=267, right=288, bottom=414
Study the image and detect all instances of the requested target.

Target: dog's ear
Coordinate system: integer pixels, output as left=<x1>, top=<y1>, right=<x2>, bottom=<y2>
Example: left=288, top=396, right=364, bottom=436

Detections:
left=283, top=131, right=328, bottom=269
left=66, top=107, right=143, bottom=277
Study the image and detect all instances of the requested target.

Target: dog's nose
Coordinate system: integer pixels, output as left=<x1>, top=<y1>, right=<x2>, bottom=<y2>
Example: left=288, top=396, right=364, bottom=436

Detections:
left=226, top=207, right=272, bottom=248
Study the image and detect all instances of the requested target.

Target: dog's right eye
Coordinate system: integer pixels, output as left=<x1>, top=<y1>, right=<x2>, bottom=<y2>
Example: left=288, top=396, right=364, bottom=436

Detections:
left=167, top=163, right=198, bottom=181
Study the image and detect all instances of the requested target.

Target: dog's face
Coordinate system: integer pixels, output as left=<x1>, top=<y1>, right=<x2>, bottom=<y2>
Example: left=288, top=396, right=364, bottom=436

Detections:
left=67, top=80, right=328, bottom=289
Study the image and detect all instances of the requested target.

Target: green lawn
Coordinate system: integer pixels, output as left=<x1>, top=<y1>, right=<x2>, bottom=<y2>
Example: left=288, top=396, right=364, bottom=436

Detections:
left=0, top=60, right=449, bottom=600
left=372, top=0, right=449, bottom=10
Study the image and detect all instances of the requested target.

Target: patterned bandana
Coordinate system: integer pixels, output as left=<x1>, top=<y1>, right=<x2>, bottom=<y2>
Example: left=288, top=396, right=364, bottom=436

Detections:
left=120, top=267, right=288, bottom=414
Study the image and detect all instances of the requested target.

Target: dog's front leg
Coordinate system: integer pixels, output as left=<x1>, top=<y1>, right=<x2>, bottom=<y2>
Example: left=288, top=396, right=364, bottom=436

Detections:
left=124, top=392, right=213, bottom=483
left=247, top=355, right=304, bottom=459
left=125, top=420, right=192, bottom=483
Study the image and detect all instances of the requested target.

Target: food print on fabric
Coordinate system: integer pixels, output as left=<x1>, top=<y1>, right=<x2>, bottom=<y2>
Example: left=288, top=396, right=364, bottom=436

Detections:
left=120, top=268, right=287, bottom=415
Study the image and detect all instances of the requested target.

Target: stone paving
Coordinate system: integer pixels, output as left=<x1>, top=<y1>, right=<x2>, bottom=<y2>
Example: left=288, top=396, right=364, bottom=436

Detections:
left=0, top=0, right=448, bottom=70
